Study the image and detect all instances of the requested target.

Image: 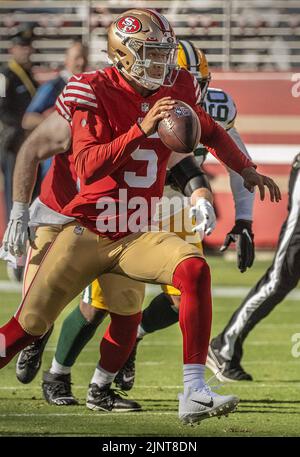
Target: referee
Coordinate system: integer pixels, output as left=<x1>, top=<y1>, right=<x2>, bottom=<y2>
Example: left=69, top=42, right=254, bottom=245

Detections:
left=207, top=153, right=300, bottom=381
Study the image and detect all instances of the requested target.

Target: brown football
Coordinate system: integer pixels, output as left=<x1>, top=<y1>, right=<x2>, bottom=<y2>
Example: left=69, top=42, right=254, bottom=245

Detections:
left=157, top=100, right=201, bottom=153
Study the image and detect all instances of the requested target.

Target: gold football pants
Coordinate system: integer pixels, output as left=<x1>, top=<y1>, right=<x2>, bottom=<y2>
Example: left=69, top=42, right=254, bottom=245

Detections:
left=17, top=223, right=201, bottom=335
left=22, top=224, right=145, bottom=316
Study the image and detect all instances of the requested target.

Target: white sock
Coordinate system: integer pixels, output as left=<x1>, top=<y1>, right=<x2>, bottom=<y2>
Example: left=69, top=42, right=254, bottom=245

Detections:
left=50, top=358, right=71, bottom=376
left=183, top=364, right=206, bottom=394
left=137, top=324, right=147, bottom=339
left=91, top=364, right=117, bottom=388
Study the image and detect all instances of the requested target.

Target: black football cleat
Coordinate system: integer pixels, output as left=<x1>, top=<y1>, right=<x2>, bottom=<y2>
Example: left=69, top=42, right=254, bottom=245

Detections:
left=86, top=383, right=142, bottom=412
left=16, top=326, right=54, bottom=384
left=42, top=370, right=78, bottom=406
left=114, top=338, right=141, bottom=391
left=206, top=342, right=253, bottom=382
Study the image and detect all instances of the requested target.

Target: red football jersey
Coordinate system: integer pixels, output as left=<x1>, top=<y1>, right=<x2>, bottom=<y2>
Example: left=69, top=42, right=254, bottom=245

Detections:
left=54, top=67, right=254, bottom=239
left=37, top=86, right=79, bottom=212
left=39, top=149, right=78, bottom=213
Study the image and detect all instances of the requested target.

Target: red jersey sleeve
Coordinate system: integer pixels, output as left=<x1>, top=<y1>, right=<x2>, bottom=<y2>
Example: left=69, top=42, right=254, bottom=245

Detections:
left=183, top=71, right=256, bottom=175
left=55, top=90, right=72, bottom=122
left=55, top=73, right=98, bottom=122
left=71, top=107, right=145, bottom=180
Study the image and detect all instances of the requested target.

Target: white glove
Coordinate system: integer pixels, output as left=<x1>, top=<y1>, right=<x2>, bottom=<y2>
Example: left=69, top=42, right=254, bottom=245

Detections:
left=189, top=198, right=217, bottom=240
left=2, top=202, right=31, bottom=257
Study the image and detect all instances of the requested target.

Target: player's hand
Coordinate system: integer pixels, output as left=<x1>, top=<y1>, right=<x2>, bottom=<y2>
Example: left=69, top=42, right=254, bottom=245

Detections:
left=139, top=97, right=176, bottom=137
left=189, top=197, right=216, bottom=240
left=220, top=220, right=255, bottom=273
left=241, top=167, right=281, bottom=202
left=2, top=202, right=31, bottom=257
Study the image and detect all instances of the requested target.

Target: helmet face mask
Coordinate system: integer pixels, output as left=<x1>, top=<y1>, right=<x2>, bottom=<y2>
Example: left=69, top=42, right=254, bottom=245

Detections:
left=198, top=75, right=211, bottom=103
left=129, top=40, right=179, bottom=90
left=108, top=9, right=179, bottom=91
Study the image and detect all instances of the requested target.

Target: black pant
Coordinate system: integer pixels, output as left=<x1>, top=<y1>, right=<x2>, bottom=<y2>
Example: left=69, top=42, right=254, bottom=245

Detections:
left=0, top=152, right=16, bottom=222
left=214, top=154, right=300, bottom=363
left=1, top=151, right=42, bottom=223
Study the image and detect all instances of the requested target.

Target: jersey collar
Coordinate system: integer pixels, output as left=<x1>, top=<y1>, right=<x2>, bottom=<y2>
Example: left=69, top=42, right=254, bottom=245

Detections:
left=108, top=66, right=167, bottom=101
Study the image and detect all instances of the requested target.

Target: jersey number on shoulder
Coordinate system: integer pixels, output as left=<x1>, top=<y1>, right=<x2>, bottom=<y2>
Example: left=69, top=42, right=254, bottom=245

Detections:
left=203, top=90, right=229, bottom=122
left=124, top=148, right=158, bottom=188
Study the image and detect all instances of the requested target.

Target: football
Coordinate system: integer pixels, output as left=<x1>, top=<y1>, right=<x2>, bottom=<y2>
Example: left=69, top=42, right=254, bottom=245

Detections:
left=157, top=100, right=201, bottom=153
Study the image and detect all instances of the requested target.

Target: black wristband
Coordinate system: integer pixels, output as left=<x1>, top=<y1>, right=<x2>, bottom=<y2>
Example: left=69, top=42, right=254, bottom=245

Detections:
left=169, top=156, right=211, bottom=197
left=234, top=219, right=253, bottom=232
left=184, top=175, right=211, bottom=197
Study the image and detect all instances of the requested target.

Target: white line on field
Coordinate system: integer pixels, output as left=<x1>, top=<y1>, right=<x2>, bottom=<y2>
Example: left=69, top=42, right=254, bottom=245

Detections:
left=0, top=281, right=22, bottom=292
left=147, top=285, right=300, bottom=299
left=42, top=341, right=297, bottom=352
left=73, top=360, right=300, bottom=367
left=1, top=281, right=299, bottom=300
left=0, top=412, right=177, bottom=417
left=1, top=382, right=300, bottom=391
left=215, top=308, right=300, bottom=313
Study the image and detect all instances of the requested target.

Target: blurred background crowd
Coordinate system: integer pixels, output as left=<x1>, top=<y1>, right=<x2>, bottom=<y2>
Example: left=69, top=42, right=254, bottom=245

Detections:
left=1, top=0, right=300, bottom=73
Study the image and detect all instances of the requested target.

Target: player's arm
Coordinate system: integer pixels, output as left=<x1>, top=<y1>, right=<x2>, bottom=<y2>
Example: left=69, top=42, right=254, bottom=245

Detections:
left=221, top=126, right=255, bottom=272
left=196, top=105, right=281, bottom=202
left=71, top=97, right=175, bottom=180
left=168, top=152, right=212, bottom=200
left=214, top=92, right=254, bottom=221
left=226, top=126, right=254, bottom=221
left=167, top=152, right=216, bottom=237
left=2, top=111, right=71, bottom=256
left=63, top=75, right=174, bottom=179
left=14, top=110, right=71, bottom=203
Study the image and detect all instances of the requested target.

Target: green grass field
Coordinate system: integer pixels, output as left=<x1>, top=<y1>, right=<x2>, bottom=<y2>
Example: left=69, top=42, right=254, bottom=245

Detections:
left=0, top=257, right=300, bottom=437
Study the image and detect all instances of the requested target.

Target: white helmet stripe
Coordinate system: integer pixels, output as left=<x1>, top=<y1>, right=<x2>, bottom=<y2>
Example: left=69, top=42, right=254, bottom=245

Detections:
left=146, top=8, right=171, bottom=31
left=180, top=40, right=198, bottom=68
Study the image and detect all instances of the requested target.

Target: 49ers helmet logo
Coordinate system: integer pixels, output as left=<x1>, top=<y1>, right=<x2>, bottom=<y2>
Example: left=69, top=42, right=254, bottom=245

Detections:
left=116, top=16, right=142, bottom=34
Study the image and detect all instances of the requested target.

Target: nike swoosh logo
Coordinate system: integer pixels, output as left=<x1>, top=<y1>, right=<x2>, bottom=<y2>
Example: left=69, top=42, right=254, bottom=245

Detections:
left=123, top=375, right=134, bottom=382
left=191, top=398, right=214, bottom=408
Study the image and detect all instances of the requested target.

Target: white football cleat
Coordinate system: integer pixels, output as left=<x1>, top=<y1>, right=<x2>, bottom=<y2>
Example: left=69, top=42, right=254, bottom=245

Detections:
left=178, top=385, right=239, bottom=425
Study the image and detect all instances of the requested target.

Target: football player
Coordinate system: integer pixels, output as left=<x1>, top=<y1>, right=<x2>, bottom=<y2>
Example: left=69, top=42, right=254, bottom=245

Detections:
left=37, top=40, right=257, bottom=400
left=11, top=66, right=217, bottom=409
left=115, top=40, right=257, bottom=391
left=8, top=114, right=214, bottom=410
left=1, top=9, right=280, bottom=425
